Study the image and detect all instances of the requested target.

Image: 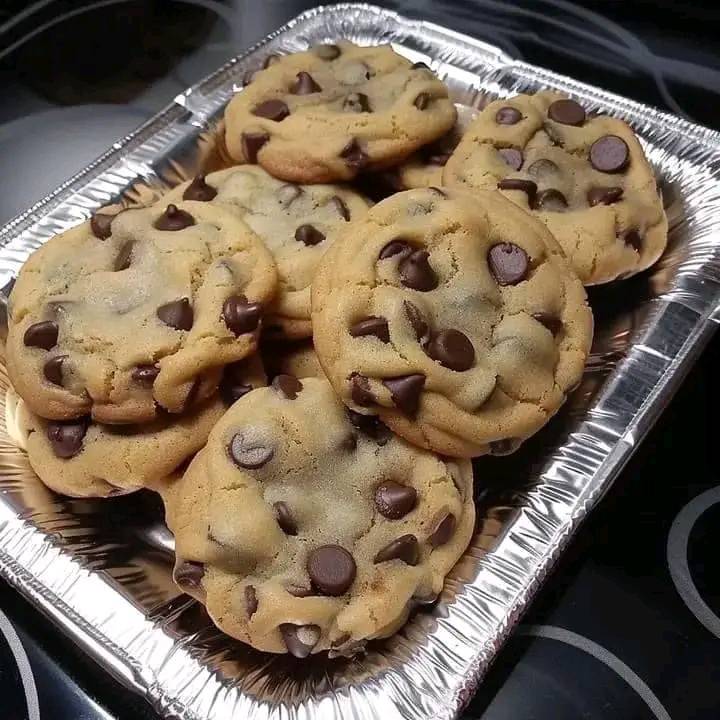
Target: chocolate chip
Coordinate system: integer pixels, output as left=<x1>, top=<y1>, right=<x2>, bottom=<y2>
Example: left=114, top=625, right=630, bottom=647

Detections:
left=399, top=250, right=438, bottom=291
left=291, top=71, right=321, bottom=94
left=229, top=432, right=273, bottom=469
left=349, top=373, right=374, bottom=406
left=587, top=186, right=624, bottom=206
left=527, top=158, right=559, bottom=179
left=428, top=513, right=456, bottom=547
left=426, top=329, right=475, bottom=371
left=536, top=188, right=568, bottom=212
left=277, top=184, right=302, bottom=207
left=379, top=239, right=413, bottom=260
left=286, top=584, right=313, bottom=597
left=279, top=624, right=320, bottom=658
left=590, top=135, right=629, bottom=173
left=273, top=501, right=297, bottom=535
left=383, top=374, right=425, bottom=416
left=245, top=585, right=258, bottom=618
left=340, top=138, right=369, bottom=170
left=532, top=312, right=562, bottom=335
left=345, top=408, right=391, bottom=445
left=90, top=213, right=114, bottom=239
left=488, top=243, right=530, bottom=286
left=329, top=195, right=350, bottom=220
left=272, top=374, right=303, bottom=399
left=220, top=362, right=254, bottom=405
left=307, top=545, right=356, bottom=596
left=132, top=364, right=159, bottom=384
left=252, top=99, right=290, bottom=121
left=157, top=298, right=193, bottom=331
left=497, top=178, right=537, bottom=205
left=263, top=54, right=280, bottom=68
left=113, top=240, right=134, bottom=271
left=43, top=355, right=65, bottom=386
left=412, top=61, right=430, bottom=70
left=496, top=106, right=522, bottom=125
left=498, top=148, right=523, bottom=171
left=349, top=316, right=389, bottom=343
left=24, top=321, right=58, bottom=350
left=223, top=295, right=262, bottom=336
left=403, top=301, right=430, bottom=345
left=46, top=418, right=89, bottom=458
left=375, top=481, right=417, bottom=519
left=624, top=229, right=642, bottom=252
left=241, top=131, right=269, bottom=163
left=414, top=93, right=431, bottom=110
left=173, top=561, right=205, bottom=591
left=343, top=92, right=371, bottom=113
left=295, top=224, right=325, bottom=246
left=315, top=43, right=341, bottom=60
left=374, top=535, right=419, bottom=565
left=154, top=204, right=195, bottom=231
left=548, top=98, right=586, bottom=126
left=183, top=175, right=217, bottom=202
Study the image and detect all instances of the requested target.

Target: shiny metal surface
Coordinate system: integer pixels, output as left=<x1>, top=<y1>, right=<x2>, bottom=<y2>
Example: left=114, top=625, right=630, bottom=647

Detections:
left=0, top=5, right=718, bottom=720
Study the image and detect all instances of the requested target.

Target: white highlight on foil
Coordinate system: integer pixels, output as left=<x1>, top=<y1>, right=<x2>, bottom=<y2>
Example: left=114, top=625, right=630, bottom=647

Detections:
left=518, top=625, right=672, bottom=720
left=666, top=486, right=720, bottom=639
left=0, top=609, right=41, bottom=720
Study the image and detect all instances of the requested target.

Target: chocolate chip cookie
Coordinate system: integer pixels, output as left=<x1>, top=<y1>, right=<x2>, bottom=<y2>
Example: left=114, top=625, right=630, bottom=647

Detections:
left=224, top=41, right=456, bottom=183
left=166, top=166, right=370, bottom=339
left=159, top=376, right=474, bottom=656
left=312, top=187, right=593, bottom=458
left=443, top=92, right=668, bottom=284
left=6, top=201, right=277, bottom=423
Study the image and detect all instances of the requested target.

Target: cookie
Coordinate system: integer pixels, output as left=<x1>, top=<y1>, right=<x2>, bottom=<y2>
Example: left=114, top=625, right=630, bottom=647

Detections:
left=159, top=376, right=474, bottom=656
left=6, top=201, right=277, bottom=423
left=443, top=92, right=668, bottom=284
left=312, top=187, right=593, bottom=458
left=166, top=166, right=370, bottom=339
left=261, top=339, right=326, bottom=381
left=224, top=41, right=456, bottom=183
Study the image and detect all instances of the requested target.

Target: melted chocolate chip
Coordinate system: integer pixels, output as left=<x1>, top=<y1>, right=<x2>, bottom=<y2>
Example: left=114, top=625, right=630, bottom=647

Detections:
left=349, top=316, right=389, bottom=343
left=307, top=545, right=356, bottom=596
left=428, top=513, right=456, bottom=547
left=154, top=204, right=195, bottom=231
left=132, top=364, right=159, bottom=384
left=498, top=148, right=524, bottom=171
left=273, top=501, right=297, bottom=535
left=330, top=195, right=350, bottom=220
left=157, top=298, right=193, bottom=331
left=295, top=224, right=325, bottom=246
left=496, top=106, right=522, bottom=125
left=488, top=243, right=530, bottom=286
left=272, top=374, right=303, bottom=399
left=291, top=71, right=321, bottom=94
left=46, top=418, right=89, bottom=458
left=426, top=329, right=475, bottom=371
left=314, top=44, right=341, bottom=60
left=375, top=481, right=417, bottom=519
left=183, top=175, right=217, bottom=202
left=229, top=432, right=273, bottom=469
left=379, top=239, right=413, bottom=260
left=24, top=321, right=58, bottom=350
left=404, top=301, right=430, bottom=345
left=399, top=249, right=438, bottom=291
left=345, top=408, right=391, bottom=445
left=547, top=98, right=586, bottom=126
left=174, top=561, right=205, bottom=591
left=220, top=362, right=254, bottom=405
left=279, top=624, right=320, bottom=658
left=590, top=135, right=630, bottom=173
left=350, top=373, right=375, bottom=406
left=90, top=213, right=114, bottom=239
left=252, top=99, right=290, bottom=121
left=527, top=158, right=560, bottom=179
left=223, top=295, right=262, bottom=336
left=532, top=312, right=563, bottom=335
left=340, top=138, right=369, bottom=170
left=383, top=374, right=425, bottom=416
left=245, top=585, right=258, bottom=618
left=43, top=355, right=65, bottom=386
left=587, top=186, right=624, bottom=206
left=241, top=131, right=269, bottom=163
left=286, top=584, right=313, bottom=597
left=113, top=241, right=134, bottom=271
left=414, top=93, right=431, bottom=110
left=374, top=535, right=419, bottom=565
left=497, top=178, right=537, bottom=205
left=343, top=93, right=371, bottom=113
left=536, top=188, right=568, bottom=212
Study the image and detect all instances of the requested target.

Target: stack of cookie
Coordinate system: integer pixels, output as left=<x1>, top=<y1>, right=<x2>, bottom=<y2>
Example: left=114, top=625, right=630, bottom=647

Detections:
left=3, top=40, right=667, bottom=658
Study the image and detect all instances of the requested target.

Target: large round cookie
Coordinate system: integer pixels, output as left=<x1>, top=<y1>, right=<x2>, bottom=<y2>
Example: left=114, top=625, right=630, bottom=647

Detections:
left=312, top=187, right=593, bottom=458
left=443, top=91, right=668, bottom=285
left=224, top=41, right=456, bottom=183
left=6, top=201, right=277, bottom=423
left=166, top=167, right=370, bottom=339
left=159, top=377, right=474, bottom=656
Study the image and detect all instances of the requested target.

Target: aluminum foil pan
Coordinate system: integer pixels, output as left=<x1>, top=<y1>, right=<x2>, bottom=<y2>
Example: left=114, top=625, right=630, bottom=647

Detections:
left=0, top=4, right=719, bottom=719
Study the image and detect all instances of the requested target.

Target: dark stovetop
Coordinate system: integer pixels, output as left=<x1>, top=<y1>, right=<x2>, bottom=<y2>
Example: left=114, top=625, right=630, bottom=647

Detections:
left=0, top=2, right=718, bottom=719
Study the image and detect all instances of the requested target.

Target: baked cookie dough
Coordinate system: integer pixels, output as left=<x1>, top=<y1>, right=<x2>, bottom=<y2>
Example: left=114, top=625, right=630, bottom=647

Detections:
left=160, top=376, right=474, bottom=656
left=6, top=201, right=277, bottom=423
left=224, top=41, right=456, bottom=183
left=443, top=91, right=668, bottom=284
left=312, top=187, right=593, bottom=458
left=166, top=166, right=370, bottom=339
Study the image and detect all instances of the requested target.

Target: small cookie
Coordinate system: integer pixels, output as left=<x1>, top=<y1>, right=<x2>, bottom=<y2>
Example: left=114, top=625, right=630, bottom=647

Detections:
left=261, top=340, right=326, bottom=381
left=6, top=201, right=277, bottom=423
left=312, top=187, right=593, bottom=458
left=166, top=166, right=370, bottom=339
left=443, top=92, right=668, bottom=284
left=159, top=377, right=474, bottom=656
left=224, top=42, right=456, bottom=183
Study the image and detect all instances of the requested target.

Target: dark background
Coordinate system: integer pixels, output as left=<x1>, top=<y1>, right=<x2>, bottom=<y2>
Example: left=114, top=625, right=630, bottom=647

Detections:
left=0, top=2, right=718, bottom=719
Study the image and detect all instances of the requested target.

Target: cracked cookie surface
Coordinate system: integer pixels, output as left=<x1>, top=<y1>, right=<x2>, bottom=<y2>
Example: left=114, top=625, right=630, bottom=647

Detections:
left=159, top=376, right=474, bottom=656
left=443, top=91, right=668, bottom=284
left=166, top=166, right=370, bottom=339
left=6, top=201, right=277, bottom=423
left=224, top=41, right=456, bottom=183
left=312, top=187, right=593, bottom=458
